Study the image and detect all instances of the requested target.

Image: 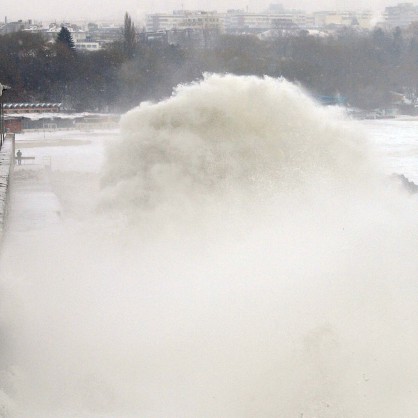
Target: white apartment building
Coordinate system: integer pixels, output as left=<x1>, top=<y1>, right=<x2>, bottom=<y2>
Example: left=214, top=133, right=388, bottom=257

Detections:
left=143, top=5, right=418, bottom=37
left=146, top=10, right=222, bottom=32
left=222, top=10, right=314, bottom=33
left=313, top=10, right=375, bottom=29
left=146, top=9, right=314, bottom=34
left=384, top=3, right=418, bottom=27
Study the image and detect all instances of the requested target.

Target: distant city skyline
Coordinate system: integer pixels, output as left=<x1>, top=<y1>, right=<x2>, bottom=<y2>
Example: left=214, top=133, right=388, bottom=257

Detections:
left=1, top=0, right=404, bottom=22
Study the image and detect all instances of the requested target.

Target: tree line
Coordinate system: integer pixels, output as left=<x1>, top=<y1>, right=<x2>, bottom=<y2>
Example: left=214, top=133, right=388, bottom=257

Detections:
left=2, top=17, right=418, bottom=112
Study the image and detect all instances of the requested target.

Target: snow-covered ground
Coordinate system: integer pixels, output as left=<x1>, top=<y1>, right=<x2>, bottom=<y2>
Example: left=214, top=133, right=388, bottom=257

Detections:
left=8, top=129, right=119, bottom=232
left=15, top=129, right=118, bottom=172
left=6, top=120, right=418, bottom=233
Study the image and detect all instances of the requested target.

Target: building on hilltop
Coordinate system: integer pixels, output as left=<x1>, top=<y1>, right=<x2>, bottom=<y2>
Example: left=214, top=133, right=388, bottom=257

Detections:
left=10, top=18, right=121, bottom=47
left=85, top=24, right=122, bottom=45
left=145, top=10, right=222, bottom=48
left=384, top=2, right=418, bottom=27
left=23, top=23, right=87, bottom=42
left=75, top=41, right=101, bottom=51
left=46, top=23, right=87, bottom=42
left=146, top=10, right=222, bottom=33
left=313, top=10, right=375, bottom=29
left=0, top=19, right=34, bottom=35
left=223, top=9, right=313, bottom=34
left=266, top=3, right=285, bottom=13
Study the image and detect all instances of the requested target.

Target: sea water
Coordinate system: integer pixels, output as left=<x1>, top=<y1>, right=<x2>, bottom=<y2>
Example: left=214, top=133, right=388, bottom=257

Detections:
left=364, top=118, right=418, bottom=183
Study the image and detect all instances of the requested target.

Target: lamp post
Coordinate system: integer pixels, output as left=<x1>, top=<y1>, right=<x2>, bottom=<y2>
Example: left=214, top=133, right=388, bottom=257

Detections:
left=0, top=83, right=11, bottom=149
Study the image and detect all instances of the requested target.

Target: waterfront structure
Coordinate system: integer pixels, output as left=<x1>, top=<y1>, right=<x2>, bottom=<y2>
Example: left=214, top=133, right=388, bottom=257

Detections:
left=3, top=103, right=62, bottom=114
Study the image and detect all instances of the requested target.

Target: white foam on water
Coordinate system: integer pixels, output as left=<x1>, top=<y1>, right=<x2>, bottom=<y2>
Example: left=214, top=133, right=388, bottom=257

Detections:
left=1, top=74, right=418, bottom=418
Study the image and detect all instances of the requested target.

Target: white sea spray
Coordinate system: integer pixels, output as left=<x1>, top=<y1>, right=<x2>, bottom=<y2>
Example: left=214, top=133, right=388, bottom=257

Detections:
left=1, top=74, right=418, bottom=418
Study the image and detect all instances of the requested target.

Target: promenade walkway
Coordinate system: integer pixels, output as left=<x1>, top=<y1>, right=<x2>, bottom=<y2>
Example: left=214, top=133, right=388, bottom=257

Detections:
left=2, top=129, right=111, bottom=235
left=7, top=165, right=62, bottom=232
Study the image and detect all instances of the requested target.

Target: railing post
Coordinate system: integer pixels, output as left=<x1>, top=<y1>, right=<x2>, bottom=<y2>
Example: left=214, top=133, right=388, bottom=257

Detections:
left=0, top=100, right=4, bottom=150
left=0, top=83, right=11, bottom=151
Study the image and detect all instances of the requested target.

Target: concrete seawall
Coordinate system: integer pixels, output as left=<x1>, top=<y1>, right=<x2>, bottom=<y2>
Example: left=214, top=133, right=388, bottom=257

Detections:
left=0, top=135, right=15, bottom=240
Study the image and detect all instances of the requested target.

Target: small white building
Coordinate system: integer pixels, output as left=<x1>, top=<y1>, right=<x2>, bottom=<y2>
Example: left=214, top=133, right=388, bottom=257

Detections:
left=75, top=41, right=101, bottom=51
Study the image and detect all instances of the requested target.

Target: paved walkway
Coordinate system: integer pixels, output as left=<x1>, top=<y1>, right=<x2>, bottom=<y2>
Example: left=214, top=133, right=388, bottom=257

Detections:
left=6, top=165, right=62, bottom=233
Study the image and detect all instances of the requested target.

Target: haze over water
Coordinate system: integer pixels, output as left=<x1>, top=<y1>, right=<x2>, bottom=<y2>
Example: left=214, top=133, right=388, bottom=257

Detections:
left=1, top=74, right=418, bottom=418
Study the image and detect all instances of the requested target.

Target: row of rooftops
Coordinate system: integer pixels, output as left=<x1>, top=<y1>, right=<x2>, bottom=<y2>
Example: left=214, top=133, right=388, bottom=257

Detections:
left=1, top=3, right=416, bottom=36
left=2, top=103, right=63, bottom=115
left=3, top=103, right=62, bottom=109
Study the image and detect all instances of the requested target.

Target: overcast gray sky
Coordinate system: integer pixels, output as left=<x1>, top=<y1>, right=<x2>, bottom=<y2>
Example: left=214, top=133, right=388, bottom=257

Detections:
left=2, top=0, right=398, bottom=22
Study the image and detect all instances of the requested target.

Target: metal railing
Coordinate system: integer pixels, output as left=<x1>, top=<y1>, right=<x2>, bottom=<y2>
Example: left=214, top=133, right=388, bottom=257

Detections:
left=0, top=83, right=11, bottom=150
left=0, top=99, right=4, bottom=149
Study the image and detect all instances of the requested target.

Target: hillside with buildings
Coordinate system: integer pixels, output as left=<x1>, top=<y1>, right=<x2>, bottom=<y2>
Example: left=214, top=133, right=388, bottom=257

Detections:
left=142, top=2, right=418, bottom=44
left=2, top=3, right=418, bottom=114
left=2, top=3, right=418, bottom=49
